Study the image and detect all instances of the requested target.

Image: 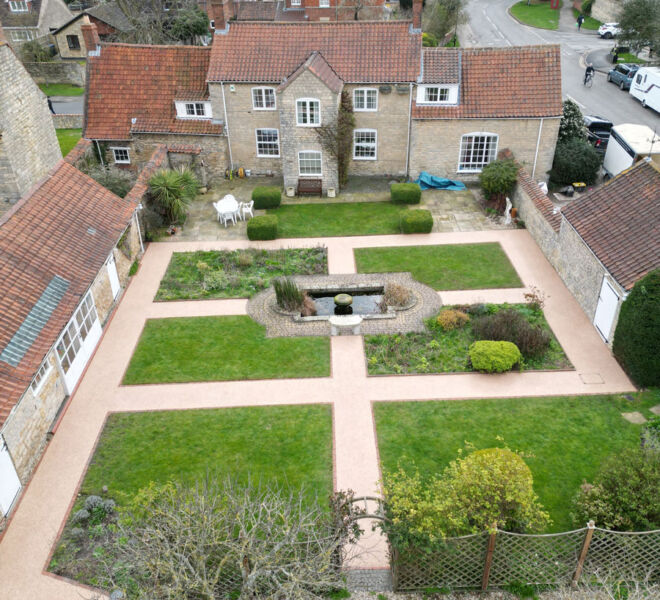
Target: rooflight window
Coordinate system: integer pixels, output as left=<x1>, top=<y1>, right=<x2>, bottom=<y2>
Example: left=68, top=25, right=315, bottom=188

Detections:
left=111, top=147, right=130, bottom=164
left=354, top=88, right=378, bottom=111
left=252, top=87, right=276, bottom=110
left=9, top=1, right=29, bottom=12
left=296, top=99, right=321, bottom=126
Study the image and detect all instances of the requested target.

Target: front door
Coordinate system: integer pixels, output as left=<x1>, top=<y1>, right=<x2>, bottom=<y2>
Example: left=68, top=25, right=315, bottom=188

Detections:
left=107, top=252, right=120, bottom=300
left=593, top=277, right=620, bottom=342
left=0, top=437, right=21, bottom=516
left=55, top=292, right=102, bottom=394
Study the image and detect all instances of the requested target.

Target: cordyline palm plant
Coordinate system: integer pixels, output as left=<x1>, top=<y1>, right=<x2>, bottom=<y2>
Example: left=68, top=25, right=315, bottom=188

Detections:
left=148, top=167, right=200, bottom=225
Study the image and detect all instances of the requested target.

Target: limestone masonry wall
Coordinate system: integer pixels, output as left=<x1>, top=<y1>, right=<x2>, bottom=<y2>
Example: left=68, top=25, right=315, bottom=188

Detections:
left=53, top=114, right=83, bottom=129
left=22, top=60, right=86, bottom=86
left=591, top=0, right=622, bottom=24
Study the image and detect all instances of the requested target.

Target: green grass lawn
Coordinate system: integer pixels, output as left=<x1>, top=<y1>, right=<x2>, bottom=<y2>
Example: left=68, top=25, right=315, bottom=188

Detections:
left=374, top=390, right=659, bottom=532
left=617, top=52, right=648, bottom=64
left=510, top=0, right=561, bottom=30
left=123, top=316, right=330, bottom=384
left=572, top=8, right=602, bottom=29
left=354, top=243, right=522, bottom=290
left=365, top=303, right=570, bottom=375
left=267, top=202, right=407, bottom=238
left=83, top=404, right=333, bottom=501
left=155, top=248, right=328, bottom=301
left=39, top=83, right=85, bottom=96
left=56, top=128, right=82, bottom=157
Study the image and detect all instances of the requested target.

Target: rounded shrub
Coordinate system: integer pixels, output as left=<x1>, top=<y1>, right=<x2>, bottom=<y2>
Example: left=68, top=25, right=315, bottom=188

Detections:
left=550, top=138, right=601, bottom=185
left=479, top=159, right=518, bottom=200
left=612, top=269, right=660, bottom=387
left=436, top=309, right=469, bottom=331
left=469, top=340, right=522, bottom=373
left=251, top=186, right=282, bottom=209
left=391, top=182, right=422, bottom=205
left=401, top=209, right=433, bottom=234
left=247, top=215, right=278, bottom=240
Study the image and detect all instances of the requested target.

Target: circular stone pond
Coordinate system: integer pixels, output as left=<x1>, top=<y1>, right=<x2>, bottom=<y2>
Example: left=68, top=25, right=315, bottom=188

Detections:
left=247, top=272, right=442, bottom=337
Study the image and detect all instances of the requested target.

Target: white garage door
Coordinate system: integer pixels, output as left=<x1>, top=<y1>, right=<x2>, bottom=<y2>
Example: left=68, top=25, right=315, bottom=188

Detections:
left=594, top=278, right=620, bottom=342
left=0, top=437, right=21, bottom=516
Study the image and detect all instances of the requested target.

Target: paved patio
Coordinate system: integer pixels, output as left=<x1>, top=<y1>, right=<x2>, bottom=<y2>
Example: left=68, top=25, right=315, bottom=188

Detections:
left=0, top=230, right=635, bottom=599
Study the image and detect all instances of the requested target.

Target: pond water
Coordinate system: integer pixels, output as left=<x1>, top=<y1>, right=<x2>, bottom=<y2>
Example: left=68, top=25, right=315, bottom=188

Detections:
left=307, top=291, right=384, bottom=316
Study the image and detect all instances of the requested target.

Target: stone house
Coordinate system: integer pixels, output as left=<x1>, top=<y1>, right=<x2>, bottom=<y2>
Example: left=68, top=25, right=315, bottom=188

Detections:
left=84, top=3, right=562, bottom=193
left=0, top=157, right=145, bottom=519
left=0, top=33, right=61, bottom=215
left=509, top=155, right=659, bottom=345
left=52, top=1, right=132, bottom=59
left=0, top=0, right=72, bottom=46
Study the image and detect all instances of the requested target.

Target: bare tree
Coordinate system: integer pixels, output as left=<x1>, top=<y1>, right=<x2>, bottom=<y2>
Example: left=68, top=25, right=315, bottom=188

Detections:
left=314, top=91, right=355, bottom=188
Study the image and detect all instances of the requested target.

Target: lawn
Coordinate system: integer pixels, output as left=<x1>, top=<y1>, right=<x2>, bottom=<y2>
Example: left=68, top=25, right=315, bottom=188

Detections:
left=365, top=303, right=571, bottom=375
left=267, top=202, right=407, bottom=238
left=354, top=243, right=522, bottom=290
left=56, top=128, right=82, bottom=157
left=510, top=0, right=561, bottom=30
left=374, top=390, right=659, bottom=531
left=155, top=247, right=328, bottom=301
left=123, top=316, right=330, bottom=384
left=617, top=52, right=648, bottom=64
left=572, top=8, right=602, bottom=29
left=39, top=83, right=85, bottom=96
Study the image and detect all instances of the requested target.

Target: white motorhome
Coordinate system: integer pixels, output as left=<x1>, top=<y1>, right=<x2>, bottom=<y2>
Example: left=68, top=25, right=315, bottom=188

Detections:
left=629, top=66, right=660, bottom=111
left=602, top=123, right=660, bottom=177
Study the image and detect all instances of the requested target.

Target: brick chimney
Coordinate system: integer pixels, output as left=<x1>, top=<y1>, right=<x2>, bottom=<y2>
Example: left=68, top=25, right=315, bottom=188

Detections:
left=412, top=0, right=422, bottom=31
left=80, top=20, right=101, bottom=55
left=211, top=0, right=234, bottom=31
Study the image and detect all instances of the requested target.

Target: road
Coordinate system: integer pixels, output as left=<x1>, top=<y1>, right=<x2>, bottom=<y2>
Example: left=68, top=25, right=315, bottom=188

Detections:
left=459, top=0, right=659, bottom=130
left=50, top=96, right=84, bottom=115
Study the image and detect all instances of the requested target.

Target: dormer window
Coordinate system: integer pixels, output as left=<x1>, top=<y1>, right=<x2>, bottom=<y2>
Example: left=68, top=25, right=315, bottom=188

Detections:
left=416, top=85, right=458, bottom=105
left=425, top=87, right=448, bottom=102
left=175, top=101, right=212, bottom=120
left=252, top=87, right=276, bottom=110
left=9, top=1, right=29, bottom=12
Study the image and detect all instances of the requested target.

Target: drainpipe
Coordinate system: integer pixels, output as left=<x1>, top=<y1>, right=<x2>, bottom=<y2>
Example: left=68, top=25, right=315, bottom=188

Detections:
left=134, top=208, right=144, bottom=254
left=221, top=82, right=234, bottom=170
left=532, top=118, right=544, bottom=180
left=405, top=83, right=413, bottom=180
left=95, top=140, right=105, bottom=167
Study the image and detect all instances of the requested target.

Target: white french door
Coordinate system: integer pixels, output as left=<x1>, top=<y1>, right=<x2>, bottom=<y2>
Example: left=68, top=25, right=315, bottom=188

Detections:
left=107, top=253, right=120, bottom=299
left=593, top=278, right=620, bottom=342
left=0, top=436, right=21, bottom=517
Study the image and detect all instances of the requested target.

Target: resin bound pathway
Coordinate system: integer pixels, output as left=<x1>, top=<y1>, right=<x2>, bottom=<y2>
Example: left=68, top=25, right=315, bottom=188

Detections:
left=0, top=230, right=634, bottom=599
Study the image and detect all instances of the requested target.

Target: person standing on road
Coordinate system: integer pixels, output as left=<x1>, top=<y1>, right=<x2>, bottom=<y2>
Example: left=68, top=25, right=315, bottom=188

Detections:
left=577, top=13, right=585, bottom=31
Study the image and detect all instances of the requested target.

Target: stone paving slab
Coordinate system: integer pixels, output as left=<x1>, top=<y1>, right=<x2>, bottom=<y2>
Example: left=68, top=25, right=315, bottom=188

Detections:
left=622, top=411, right=647, bottom=424
left=650, top=404, right=660, bottom=415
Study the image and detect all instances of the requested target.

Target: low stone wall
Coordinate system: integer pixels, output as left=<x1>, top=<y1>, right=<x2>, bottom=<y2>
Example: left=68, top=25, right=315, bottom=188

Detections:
left=23, top=61, right=86, bottom=86
left=591, top=0, right=622, bottom=23
left=53, top=114, right=83, bottom=129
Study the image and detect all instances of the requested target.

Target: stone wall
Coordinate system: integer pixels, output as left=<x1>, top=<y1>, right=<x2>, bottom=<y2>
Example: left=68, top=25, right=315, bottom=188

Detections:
left=22, top=60, right=86, bottom=86
left=591, top=0, right=622, bottom=24
left=409, top=117, right=560, bottom=183
left=54, top=18, right=87, bottom=60
left=0, top=44, right=62, bottom=206
left=53, top=113, right=83, bottom=129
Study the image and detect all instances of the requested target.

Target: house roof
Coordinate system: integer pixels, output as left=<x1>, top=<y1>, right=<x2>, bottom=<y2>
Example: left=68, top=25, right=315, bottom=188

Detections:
left=0, top=161, right=137, bottom=427
left=421, top=47, right=460, bottom=84
left=207, top=21, right=422, bottom=83
left=278, top=51, right=344, bottom=94
left=414, top=46, right=562, bottom=119
left=0, top=0, right=41, bottom=28
left=561, top=160, right=660, bottom=291
left=235, top=0, right=279, bottom=21
left=52, top=1, right=133, bottom=35
left=85, top=44, right=223, bottom=140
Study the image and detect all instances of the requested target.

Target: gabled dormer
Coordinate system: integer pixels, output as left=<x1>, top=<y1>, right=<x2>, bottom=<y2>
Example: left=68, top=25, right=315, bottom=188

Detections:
left=417, top=48, right=460, bottom=106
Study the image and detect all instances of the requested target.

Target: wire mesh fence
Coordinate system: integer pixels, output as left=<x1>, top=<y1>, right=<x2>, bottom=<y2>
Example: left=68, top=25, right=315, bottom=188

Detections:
left=392, top=525, right=660, bottom=591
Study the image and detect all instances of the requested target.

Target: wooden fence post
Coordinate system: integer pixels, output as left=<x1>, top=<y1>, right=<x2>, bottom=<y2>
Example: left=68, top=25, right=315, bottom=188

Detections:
left=572, top=520, right=596, bottom=587
left=481, top=525, right=497, bottom=591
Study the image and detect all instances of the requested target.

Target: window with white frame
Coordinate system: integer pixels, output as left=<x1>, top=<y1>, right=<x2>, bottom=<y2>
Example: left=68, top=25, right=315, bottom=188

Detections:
left=175, top=101, right=211, bottom=119
left=252, top=87, right=276, bottom=110
left=8, top=1, right=28, bottom=12
left=353, top=88, right=378, bottom=111
left=9, top=29, right=33, bottom=41
left=458, top=133, right=498, bottom=172
left=256, top=128, right=280, bottom=157
left=55, top=293, right=98, bottom=374
left=291, top=0, right=301, bottom=5
left=353, top=129, right=377, bottom=160
left=186, top=102, right=206, bottom=116
left=30, top=359, right=52, bottom=395
left=296, top=99, right=320, bottom=126
left=298, top=151, right=322, bottom=176
left=319, top=0, right=330, bottom=6
left=425, top=86, right=449, bottom=103
left=111, top=147, right=130, bottom=164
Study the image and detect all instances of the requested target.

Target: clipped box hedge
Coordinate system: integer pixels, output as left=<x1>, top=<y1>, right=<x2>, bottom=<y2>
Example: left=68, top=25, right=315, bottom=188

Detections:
left=391, top=182, right=422, bottom=205
left=469, top=340, right=522, bottom=373
left=247, top=215, right=278, bottom=240
left=252, top=186, right=282, bottom=209
left=400, top=209, right=433, bottom=234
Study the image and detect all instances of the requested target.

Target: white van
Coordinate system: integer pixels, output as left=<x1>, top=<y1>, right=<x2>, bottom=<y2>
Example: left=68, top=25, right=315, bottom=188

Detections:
left=602, top=123, right=660, bottom=177
left=629, top=66, right=660, bottom=112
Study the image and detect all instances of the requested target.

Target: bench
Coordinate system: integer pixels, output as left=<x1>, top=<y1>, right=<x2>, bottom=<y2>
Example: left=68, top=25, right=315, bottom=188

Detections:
left=328, top=315, right=363, bottom=336
left=297, top=178, right=322, bottom=196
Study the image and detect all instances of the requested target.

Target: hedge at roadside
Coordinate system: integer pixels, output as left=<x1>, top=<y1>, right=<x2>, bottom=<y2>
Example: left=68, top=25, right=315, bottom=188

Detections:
left=252, top=186, right=282, bottom=209
left=400, top=209, right=433, bottom=234
left=247, top=215, right=278, bottom=240
left=391, top=183, right=422, bottom=204
left=469, top=340, right=522, bottom=373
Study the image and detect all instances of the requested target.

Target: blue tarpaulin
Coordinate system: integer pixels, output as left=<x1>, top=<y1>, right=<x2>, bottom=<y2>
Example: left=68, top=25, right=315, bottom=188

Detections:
left=415, top=171, right=466, bottom=191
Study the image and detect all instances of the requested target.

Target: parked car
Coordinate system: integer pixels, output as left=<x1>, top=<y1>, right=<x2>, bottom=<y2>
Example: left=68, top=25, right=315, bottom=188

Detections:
left=607, top=63, right=640, bottom=90
left=599, top=23, right=621, bottom=38
left=583, top=115, right=613, bottom=153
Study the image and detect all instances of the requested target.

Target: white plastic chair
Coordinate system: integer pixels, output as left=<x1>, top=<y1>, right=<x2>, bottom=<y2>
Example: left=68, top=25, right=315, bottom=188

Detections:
left=222, top=211, right=236, bottom=227
left=241, top=200, right=254, bottom=220
left=236, top=201, right=246, bottom=220
left=213, top=201, right=223, bottom=222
